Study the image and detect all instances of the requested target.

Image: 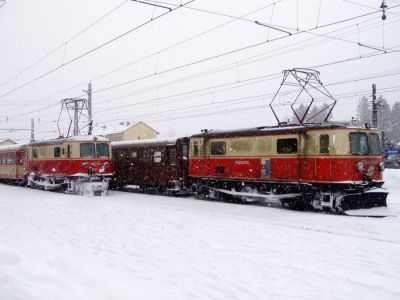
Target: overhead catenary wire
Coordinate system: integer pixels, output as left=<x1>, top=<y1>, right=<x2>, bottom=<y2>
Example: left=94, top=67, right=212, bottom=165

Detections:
left=34, top=53, right=400, bottom=128
left=3, top=12, right=400, bottom=125
left=0, top=0, right=130, bottom=90
left=0, top=0, right=196, bottom=99
left=3, top=2, right=400, bottom=138
left=8, top=2, right=396, bottom=109
left=0, top=0, right=281, bottom=116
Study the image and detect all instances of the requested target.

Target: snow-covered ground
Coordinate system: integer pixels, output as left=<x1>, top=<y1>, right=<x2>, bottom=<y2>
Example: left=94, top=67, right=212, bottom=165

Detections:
left=1, top=171, right=400, bottom=300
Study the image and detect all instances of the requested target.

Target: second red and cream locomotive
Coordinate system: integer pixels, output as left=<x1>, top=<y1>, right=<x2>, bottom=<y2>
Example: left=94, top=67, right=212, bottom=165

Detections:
left=0, top=136, right=112, bottom=196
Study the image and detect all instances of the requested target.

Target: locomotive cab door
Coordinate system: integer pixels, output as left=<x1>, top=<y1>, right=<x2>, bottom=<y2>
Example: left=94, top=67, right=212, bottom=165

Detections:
left=189, top=137, right=209, bottom=178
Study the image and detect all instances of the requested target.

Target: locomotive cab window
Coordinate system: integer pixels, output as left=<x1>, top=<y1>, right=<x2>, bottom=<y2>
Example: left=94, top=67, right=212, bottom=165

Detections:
left=80, top=143, right=95, bottom=158
left=277, top=138, right=298, bottom=154
left=369, top=133, right=382, bottom=155
left=320, top=135, right=329, bottom=155
left=96, top=143, right=110, bottom=158
left=350, top=133, right=369, bottom=155
left=54, top=147, right=61, bottom=158
left=211, top=141, right=226, bottom=155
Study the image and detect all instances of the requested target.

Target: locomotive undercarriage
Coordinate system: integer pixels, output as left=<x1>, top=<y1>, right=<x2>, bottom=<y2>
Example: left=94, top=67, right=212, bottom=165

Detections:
left=27, top=173, right=109, bottom=196
left=193, top=178, right=388, bottom=214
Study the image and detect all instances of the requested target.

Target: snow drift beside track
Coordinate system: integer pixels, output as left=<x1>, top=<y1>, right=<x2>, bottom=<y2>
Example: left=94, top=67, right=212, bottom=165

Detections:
left=0, top=170, right=400, bottom=299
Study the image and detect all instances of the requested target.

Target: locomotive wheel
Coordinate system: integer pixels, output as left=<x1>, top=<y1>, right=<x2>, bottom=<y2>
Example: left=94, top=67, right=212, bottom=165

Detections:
left=281, top=196, right=307, bottom=210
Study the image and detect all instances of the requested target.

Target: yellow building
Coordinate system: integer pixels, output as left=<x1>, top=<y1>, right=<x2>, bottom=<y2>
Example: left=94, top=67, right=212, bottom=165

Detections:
left=105, top=121, right=159, bottom=142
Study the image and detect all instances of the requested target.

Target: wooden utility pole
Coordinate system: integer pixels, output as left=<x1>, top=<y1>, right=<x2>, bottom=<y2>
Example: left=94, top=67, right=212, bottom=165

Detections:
left=372, top=84, right=377, bottom=128
left=30, top=118, right=35, bottom=142
left=88, top=83, right=93, bottom=135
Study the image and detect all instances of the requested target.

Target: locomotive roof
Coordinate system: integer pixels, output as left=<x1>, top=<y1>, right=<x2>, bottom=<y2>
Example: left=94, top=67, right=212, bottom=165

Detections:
left=28, top=135, right=109, bottom=146
left=190, top=123, right=372, bottom=139
left=112, top=137, right=184, bottom=148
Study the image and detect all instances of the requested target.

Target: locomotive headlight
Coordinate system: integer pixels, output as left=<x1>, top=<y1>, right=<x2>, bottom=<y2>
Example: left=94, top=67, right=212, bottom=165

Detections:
left=82, top=162, right=89, bottom=169
left=379, top=162, right=385, bottom=171
left=357, top=162, right=364, bottom=173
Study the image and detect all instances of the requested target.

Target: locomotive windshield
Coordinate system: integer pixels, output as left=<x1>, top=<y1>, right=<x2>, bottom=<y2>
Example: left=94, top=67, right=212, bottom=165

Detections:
left=80, top=143, right=95, bottom=158
left=350, top=132, right=381, bottom=156
left=369, top=133, right=382, bottom=155
left=80, top=143, right=110, bottom=158
left=96, top=143, right=110, bottom=158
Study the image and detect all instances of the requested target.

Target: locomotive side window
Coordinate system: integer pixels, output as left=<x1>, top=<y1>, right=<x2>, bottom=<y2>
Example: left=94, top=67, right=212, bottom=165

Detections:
left=193, top=142, right=199, bottom=157
left=211, top=141, right=226, bottom=155
left=350, top=133, right=369, bottom=155
left=32, top=148, right=38, bottom=159
left=96, top=143, right=110, bottom=158
left=369, top=133, right=382, bottom=155
left=277, top=139, right=298, bottom=154
left=54, top=147, right=61, bottom=158
left=230, top=140, right=252, bottom=153
left=320, top=135, right=329, bottom=154
left=170, top=149, right=176, bottom=165
left=154, top=151, right=162, bottom=163
left=80, top=143, right=95, bottom=158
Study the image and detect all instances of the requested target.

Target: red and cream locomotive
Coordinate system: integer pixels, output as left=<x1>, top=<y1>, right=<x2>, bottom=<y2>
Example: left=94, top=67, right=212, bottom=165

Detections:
left=189, top=123, right=387, bottom=213
left=0, top=136, right=112, bottom=196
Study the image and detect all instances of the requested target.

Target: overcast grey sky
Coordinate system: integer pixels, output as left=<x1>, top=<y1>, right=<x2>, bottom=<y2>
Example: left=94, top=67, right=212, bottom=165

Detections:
left=0, top=0, right=399, bottom=141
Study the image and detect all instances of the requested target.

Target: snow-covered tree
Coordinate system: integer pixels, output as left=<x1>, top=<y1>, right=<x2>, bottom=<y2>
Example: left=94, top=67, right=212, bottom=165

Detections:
left=357, top=96, right=371, bottom=124
left=377, top=96, right=391, bottom=131
left=389, top=101, right=400, bottom=146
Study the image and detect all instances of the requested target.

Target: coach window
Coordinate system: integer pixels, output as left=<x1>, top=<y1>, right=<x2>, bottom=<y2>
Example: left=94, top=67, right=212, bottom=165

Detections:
left=277, top=138, right=298, bottom=154
left=67, top=145, right=71, bottom=158
left=154, top=151, right=162, bottom=163
left=170, top=149, right=176, bottom=165
left=54, top=147, right=61, bottom=158
left=32, top=148, right=38, bottom=159
left=80, top=143, right=95, bottom=158
left=211, top=141, right=226, bottom=155
left=183, top=144, right=189, bottom=160
left=96, top=143, right=110, bottom=158
left=141, top=149, right=150, bottom=160
left=320, top=135, right=329, bottom=155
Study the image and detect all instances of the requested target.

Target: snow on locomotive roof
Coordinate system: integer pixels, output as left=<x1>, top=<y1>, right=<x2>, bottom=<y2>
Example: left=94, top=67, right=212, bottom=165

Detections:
left=0, top=143, right=25, bottom=151
left=112, top=138, right=180, bottom=148
left=29, top=135, right=109, bottom=146
left=190, top=123, right=375, bottom=138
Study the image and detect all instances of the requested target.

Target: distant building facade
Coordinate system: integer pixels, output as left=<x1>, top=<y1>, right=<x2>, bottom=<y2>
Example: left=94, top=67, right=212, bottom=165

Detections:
left=105, top=121, right=159, bottom=142
left=0, top=139, right=17, bottom=146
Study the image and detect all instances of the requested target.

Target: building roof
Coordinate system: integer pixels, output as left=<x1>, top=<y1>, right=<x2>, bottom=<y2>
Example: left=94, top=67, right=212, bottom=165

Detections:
left=0, top=138, right=17, bottom=145
left=97, top=121, right=160, bottom=136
